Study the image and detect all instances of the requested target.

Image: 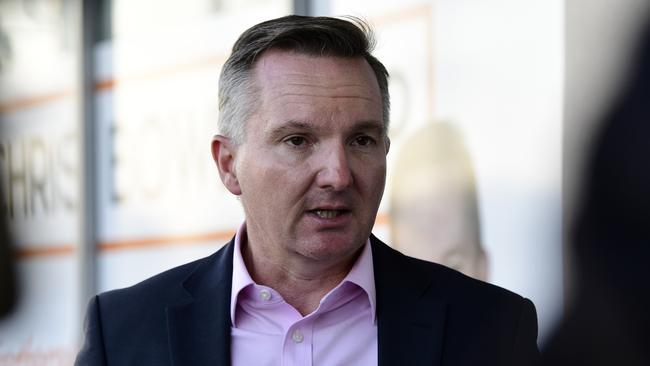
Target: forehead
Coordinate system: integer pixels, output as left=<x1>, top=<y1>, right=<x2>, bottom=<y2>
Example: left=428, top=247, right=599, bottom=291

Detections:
left=252, top=49, right=382, bottom=106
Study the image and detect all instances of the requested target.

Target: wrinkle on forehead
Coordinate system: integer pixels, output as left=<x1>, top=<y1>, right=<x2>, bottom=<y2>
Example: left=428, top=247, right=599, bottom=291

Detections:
left=279, top=78, right=376, bottom=95
left=267, top=76, right=381, bottom=105
left=276, top=73, right=370, bottom=87
left=274, top=92, right=378, bottom=102
left=253, top=50, right=381, bottom=94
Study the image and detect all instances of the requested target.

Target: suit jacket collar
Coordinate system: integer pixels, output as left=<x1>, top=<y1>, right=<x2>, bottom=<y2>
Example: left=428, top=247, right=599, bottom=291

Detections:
left=165, top=235, right=447, bottom=366
left=371, top=235, right=447, bottom=366
left=166, top=240, right=234, bottom=366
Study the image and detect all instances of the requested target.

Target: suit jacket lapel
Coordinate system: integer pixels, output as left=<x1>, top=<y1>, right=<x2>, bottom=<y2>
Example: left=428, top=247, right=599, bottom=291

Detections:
left=372, top=236, right=447, bottom=366
left=166, top=240, right=235, bottom=366
left=165, top=236, right=446, bottom=365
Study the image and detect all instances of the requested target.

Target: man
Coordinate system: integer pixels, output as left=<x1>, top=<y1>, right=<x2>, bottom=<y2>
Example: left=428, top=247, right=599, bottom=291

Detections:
left=76, top=15, right=540, bottom=365
left=390, top=122, right=488, bottom=281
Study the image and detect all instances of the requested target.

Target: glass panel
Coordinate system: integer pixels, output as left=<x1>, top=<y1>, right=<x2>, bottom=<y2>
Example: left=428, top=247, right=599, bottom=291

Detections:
left=0, top=0, right=82, bottom=363
left=96, top=0, right=291, bottom=291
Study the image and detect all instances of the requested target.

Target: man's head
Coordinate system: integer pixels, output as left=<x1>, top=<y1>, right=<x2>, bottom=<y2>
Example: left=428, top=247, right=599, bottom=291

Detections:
left=390, top=122, right=487, bottom=280
left=217, top=15, right=390, bottom=144
left=212, top=16, right=390, bottom=272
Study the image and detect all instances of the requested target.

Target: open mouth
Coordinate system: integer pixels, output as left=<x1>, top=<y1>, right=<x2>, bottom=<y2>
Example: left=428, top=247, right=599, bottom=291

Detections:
left=311, top=209, right=347, bottom=219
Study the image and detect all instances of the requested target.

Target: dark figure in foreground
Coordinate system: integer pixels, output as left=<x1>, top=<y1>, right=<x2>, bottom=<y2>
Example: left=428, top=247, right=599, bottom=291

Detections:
left=76, top=15, right=540, bottom=365
left=542, top=19, right=650, bottom=366
left=0, top=187, right=16, bottom=319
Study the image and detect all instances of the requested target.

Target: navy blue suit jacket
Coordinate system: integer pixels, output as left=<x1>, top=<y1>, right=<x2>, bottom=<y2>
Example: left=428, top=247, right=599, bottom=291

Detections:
left=75, top=235, right=540, bottom=365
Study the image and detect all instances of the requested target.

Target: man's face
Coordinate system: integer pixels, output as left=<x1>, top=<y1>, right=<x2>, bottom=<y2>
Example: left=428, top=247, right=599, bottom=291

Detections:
left=227, top=50, right=388, bottom=265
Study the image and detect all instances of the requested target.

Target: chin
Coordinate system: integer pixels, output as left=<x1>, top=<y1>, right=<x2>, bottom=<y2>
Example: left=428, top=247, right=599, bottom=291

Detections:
left=299, top=235, right=364, bottom=261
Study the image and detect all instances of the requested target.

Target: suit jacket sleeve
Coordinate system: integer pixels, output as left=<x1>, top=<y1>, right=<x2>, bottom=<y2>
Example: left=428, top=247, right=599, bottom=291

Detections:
left=75, top=295, right=108, bottom=366
left=512, top=298, right=541, bottom=365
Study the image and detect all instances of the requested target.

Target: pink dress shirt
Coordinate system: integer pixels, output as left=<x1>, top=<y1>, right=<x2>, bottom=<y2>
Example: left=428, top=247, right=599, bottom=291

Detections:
left=230, top=224, right=378, bottom=366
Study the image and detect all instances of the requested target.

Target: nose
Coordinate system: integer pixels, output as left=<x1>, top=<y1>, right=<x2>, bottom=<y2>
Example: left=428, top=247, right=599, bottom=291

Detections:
left=315, top=143, right=353, bottom=191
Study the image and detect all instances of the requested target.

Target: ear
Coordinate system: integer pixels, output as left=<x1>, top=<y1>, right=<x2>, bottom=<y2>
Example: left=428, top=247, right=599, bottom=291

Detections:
left=211, top=135, right=242, bottom=195
left=384, top=136, right=391, bottom=155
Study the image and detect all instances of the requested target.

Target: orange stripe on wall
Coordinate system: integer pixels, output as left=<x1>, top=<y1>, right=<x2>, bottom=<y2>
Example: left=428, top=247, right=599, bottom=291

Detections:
left=98, top=229, right=235, bottom=252
left=15, top=245, right=76, bottom=259
left=0, top=54, right=227, bottom=114
left=106, top=54, right=227, bottom=88
left=0, top=90, right=75, bottom=114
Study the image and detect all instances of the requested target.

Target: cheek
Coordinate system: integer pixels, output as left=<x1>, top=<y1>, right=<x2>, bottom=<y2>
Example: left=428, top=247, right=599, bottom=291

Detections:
left=239, top=154, right=309, bottom=203
left=356, top=162, right=387, bottom=199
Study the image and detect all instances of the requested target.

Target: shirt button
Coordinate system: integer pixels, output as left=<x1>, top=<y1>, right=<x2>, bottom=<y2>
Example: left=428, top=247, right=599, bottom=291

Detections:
left=291, top=329, right=304, bottom=343
left=260, top=289, right=271, bottom=301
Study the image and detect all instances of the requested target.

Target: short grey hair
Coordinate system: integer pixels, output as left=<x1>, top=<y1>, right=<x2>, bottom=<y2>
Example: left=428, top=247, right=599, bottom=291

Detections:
left=218, top=15, right=390, bottom=144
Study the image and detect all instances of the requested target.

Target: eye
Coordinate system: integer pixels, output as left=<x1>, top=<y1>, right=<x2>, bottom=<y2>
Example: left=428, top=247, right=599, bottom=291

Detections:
left=352, top=135, right=376, bottom=147
left=285, top=136, right=308, bottom=147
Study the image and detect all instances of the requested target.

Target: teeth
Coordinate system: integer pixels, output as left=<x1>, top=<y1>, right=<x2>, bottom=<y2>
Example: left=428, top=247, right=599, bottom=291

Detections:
left=315, top=210, right=340, bottom=219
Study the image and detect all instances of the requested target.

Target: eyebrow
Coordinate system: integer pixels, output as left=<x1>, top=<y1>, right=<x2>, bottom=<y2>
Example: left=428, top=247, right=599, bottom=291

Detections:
left=267, top=120, right=315, bottom=140
left=354, top=121, right=386, bottom=135
left=268, top=119, right=385, bottom=140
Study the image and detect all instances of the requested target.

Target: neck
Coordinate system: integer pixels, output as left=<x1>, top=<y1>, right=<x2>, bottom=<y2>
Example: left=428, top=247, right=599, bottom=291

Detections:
left=242, top=236, right=361, bottom=316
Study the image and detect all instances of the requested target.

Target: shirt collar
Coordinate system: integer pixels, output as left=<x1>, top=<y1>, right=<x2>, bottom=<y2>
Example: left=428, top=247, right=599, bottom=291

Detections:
left=229, top=222, right=377, bottom=325
left=230, top=223, right=255, bottom=326
left=340, top=235, right=377, bottom=323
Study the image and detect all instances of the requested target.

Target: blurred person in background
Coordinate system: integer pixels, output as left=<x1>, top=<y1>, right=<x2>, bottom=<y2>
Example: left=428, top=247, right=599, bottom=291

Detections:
left=76, top=15, right=540, bottom=365
left=541, top=18, right=650, bottom=366
left=390, top=122, right=488, bottom=281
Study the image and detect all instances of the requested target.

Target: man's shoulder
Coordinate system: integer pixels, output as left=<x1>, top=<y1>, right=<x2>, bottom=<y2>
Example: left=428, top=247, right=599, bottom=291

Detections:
left=77, top=241, right=235, bottom=362
left=411, top=253, right=525, bottom=304
left=99, top=256, right=201, bottom=304
left=96, top=241, right=233, bottom=310
left=371, top=236, right=528, bottom=306
left=372, top=237, right=538, bottom=351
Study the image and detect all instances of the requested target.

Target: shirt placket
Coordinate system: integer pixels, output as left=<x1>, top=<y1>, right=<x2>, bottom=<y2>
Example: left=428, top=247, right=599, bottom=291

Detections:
left=282, top=318, right=314, bottom=366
